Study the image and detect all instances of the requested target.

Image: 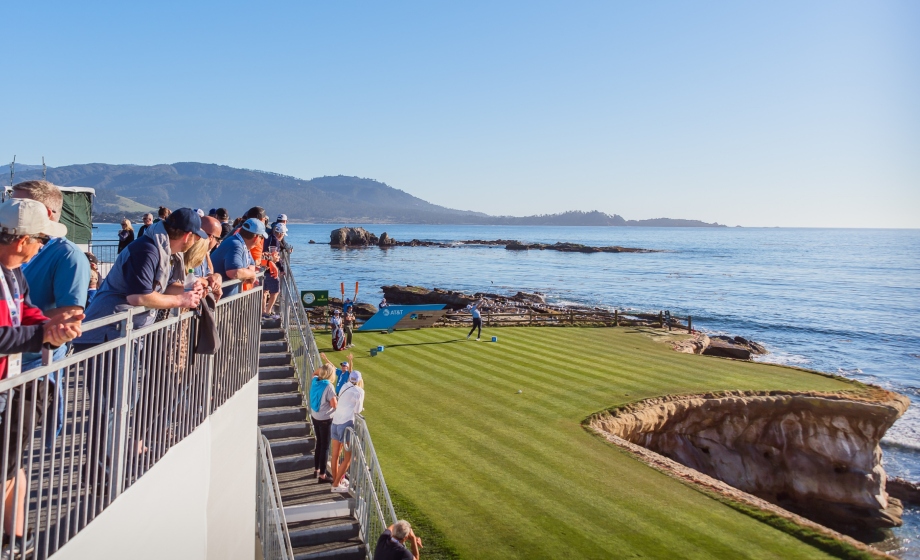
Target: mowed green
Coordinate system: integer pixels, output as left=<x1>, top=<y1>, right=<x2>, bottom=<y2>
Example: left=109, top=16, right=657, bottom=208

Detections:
left=324, top=327, right=859, bottom=559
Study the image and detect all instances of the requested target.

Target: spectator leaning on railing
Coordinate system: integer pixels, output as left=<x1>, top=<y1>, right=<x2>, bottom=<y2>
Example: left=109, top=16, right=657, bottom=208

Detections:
left=12, top=181, right=91, bottom=370
left=73, top=208, right=206, bottom=349
left=0, top=198, right=83, bottom=559
left=211, top=218, right=266, bottom=298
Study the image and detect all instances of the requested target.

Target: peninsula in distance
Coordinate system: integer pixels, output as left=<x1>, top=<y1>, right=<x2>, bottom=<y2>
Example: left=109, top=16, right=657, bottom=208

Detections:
left=10, top=162, right=727, bottom=227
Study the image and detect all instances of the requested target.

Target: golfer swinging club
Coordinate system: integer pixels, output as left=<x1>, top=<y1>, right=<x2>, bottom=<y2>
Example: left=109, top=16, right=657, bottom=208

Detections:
left=466, top=298, right=484, bottom=341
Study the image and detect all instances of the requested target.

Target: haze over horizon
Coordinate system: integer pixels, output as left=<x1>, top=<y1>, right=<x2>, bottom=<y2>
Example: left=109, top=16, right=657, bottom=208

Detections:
left=5, top=1, right=918, bottom=228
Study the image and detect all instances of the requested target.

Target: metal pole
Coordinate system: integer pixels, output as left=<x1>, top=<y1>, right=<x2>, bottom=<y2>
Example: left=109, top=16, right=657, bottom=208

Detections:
left=111, top=313, right=134, bottom=498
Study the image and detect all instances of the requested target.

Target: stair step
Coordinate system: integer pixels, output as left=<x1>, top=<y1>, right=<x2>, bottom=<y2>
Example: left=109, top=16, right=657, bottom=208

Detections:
left=260, top=352, right=292, bottom=367
left=270, top=436, right=315, bottom=456
left=276, top=470, right=356, bottom=508
left=261, top=421, right=311, bottom=440
left=259, top=379, right=299, bottom=395
left=262, top=317, right=282, bottom=329
left=259, top=406, right=307, bottom=427
left=260, top=339, right=289, bottom=353
left=259, top=392, right=302, bottom=409
left=288, top=516, right=361, bottom=549
left=261, top=328, right=286, bottom=342
left=292, top=538, right=365, bottom=560
left=259, top=365, right=297, bottom=381
left=274, top=453, right=315, bottom=473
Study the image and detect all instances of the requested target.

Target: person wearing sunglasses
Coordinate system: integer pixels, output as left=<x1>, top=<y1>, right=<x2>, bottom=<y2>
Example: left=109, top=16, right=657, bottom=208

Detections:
left=0, top=197, right=84, bottom=559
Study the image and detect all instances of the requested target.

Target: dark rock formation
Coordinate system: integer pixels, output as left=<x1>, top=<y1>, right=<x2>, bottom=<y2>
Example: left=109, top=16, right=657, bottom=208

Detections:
left=330, top=226, right=380, bottom=246
left=378, top=232, right=396, bottom=246
left=382, top=286, right=480, bottom=310
left=590, top=391, right=912, bottom=534
left=504, top=241, right=656, bottom=253
left=888, top=477, right=920, bottom=506
left=702, top=335, right=768, bottom=360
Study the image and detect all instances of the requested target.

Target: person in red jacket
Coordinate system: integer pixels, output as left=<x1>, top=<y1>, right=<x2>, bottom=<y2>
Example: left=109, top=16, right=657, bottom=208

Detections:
left=0, top=199, right=83, bottom=557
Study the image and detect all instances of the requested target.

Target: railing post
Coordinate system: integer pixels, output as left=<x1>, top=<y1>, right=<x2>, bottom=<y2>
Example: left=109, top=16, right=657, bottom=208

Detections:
left=111, top=312, right=134, bottom=498
left=688, top=316, right=692, bottom=333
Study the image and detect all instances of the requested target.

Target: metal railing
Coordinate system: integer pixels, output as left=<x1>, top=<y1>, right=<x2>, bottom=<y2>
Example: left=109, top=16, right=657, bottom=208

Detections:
left=86, top=241, right=120, bottom=265
left=0, top=279, right=262, bottom=559
left=276, top=253, right=397, bottom=559
left=257, top=435, right=294, bottom=560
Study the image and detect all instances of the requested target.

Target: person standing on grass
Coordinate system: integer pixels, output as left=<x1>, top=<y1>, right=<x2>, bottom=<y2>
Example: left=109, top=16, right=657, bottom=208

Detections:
left=343, top=305, right=356, bottom=348
left=310, top=363, right=338, bottom=483
left=466, top=298, right=484, bottom=341
left=330, top=309, right=346, bottom=351
left=374, top=520, right=422, bottom=560
left=330, top=369, right=365, bottom=493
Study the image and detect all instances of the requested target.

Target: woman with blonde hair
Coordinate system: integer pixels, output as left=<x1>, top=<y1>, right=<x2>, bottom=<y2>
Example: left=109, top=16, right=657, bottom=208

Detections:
left=183, top=236, right=210, bottom=272
left=310, top=363, right=338, bottom=483
left=117, top=219, right=135, bottom=254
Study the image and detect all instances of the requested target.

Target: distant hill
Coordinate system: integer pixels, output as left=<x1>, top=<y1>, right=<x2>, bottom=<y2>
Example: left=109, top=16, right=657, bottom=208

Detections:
left=8, top=162, right=726, bottom=227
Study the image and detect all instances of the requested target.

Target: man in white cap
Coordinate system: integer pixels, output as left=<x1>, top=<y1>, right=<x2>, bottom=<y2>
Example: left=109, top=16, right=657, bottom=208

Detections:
left=0, top=198, right=83, bottom=558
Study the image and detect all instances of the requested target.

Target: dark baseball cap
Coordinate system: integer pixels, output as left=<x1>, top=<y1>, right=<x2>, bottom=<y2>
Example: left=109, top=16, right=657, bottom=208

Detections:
left=165, top=208, right=208, bottom=239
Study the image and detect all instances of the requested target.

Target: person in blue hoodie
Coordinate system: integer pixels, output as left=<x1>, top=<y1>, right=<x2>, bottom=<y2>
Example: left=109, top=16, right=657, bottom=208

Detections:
left=309, top=364, right=338, bottom=483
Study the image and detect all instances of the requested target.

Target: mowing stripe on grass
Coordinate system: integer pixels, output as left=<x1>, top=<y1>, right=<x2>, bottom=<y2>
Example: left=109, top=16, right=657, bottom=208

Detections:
left=333, top=327, right=854, bottom=559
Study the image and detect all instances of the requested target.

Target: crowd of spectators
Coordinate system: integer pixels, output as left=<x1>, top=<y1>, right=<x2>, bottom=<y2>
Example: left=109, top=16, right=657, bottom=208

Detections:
left=0, top=181, right=298, bottom=556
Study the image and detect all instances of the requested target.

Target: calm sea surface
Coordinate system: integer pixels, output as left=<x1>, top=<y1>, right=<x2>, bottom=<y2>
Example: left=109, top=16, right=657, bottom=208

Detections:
left=97, top=223, right=920, bottom=556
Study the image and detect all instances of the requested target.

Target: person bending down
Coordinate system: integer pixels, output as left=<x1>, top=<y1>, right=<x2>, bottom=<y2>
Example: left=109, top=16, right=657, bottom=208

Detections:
left=373, top=520, right=422, bottom=560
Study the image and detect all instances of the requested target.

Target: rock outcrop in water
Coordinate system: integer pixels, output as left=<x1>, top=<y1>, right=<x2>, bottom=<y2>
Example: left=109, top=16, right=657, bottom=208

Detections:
left=589, top=390, right=911, bottom=535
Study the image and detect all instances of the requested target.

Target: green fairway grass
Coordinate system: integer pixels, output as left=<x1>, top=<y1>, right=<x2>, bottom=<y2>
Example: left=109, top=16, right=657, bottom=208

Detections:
left=323, top=326, right=869, bottom=559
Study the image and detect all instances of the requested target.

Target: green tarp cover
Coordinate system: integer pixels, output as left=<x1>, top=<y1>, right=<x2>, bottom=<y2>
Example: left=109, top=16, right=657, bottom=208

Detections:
left=60, top=191, right=93, bottom=244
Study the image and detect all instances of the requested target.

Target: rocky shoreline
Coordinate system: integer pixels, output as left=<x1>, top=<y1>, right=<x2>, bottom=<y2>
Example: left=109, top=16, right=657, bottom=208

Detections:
left=379, top=284, right=768, bottom=360
left=327, top=227, right=657, bottom=253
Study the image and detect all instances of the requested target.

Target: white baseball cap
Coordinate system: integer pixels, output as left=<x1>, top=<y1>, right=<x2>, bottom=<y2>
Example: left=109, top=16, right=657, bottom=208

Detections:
left=273, top=223, right=288, bottom=234
left=0, top=199, right=67, bottom=238
left=277, top=214, right=288, bottom=221
left=350, top=370, right=362, bottom=383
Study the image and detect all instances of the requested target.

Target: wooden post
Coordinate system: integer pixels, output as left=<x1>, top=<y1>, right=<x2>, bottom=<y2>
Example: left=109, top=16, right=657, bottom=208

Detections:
left=529, top=309, right=533, bottom=326
left=570, top=310, right=574, bottom=325
left=614, top=309, right=618, bottom=327
left=659, top=311, right=663, bottom=328
left=688, top=316, right=692, bottom=333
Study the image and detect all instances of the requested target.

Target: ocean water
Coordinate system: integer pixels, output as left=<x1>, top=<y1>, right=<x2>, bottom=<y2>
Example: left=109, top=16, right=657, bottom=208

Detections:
left=96, top=223, right=920, bottom=555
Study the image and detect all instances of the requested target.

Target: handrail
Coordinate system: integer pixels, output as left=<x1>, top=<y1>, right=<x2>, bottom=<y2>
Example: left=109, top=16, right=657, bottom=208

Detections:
left=257, top=435, right=295, bottom=560
left=277, top=252, right=397, bottom=558
left=0, top=276, right=263, bottom=558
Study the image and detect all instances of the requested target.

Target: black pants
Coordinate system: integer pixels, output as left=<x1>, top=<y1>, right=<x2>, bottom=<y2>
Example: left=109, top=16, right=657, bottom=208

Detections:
left=468, top=317, right=482, bottom=339
left=311, top=416, right=332, bottom=476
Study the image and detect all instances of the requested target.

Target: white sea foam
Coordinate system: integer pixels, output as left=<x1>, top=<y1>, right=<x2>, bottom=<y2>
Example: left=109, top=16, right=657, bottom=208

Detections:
left=754, top=353, right=810, bottom=366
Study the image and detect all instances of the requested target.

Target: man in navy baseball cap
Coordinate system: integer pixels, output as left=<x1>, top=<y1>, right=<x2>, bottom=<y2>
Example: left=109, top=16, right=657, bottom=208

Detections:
left=164, top=208, right=208, bottom=240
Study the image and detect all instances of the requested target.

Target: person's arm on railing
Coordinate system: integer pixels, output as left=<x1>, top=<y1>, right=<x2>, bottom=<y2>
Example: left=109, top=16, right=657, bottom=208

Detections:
left=128, top=284, right=201, bottom=310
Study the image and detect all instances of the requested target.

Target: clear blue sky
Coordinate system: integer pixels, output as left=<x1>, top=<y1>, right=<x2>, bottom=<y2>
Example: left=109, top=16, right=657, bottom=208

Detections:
left=5, top=1, right=918, bottom=227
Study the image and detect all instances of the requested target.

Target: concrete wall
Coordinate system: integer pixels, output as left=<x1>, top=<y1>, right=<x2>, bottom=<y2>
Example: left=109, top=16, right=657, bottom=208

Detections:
left=54, top=376, right=258, bottom=560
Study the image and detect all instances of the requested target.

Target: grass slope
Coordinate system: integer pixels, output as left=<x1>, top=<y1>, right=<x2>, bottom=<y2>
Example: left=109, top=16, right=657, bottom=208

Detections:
left=323, top=327, right=863, bottom=559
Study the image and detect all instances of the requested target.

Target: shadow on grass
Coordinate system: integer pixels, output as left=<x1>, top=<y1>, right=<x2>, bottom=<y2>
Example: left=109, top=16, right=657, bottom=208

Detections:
left=389, top=488, right=461, bottom=560
left=318, top=339, right=467, bottom=354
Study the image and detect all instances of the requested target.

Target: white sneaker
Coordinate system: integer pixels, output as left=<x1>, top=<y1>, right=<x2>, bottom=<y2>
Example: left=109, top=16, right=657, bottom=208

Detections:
left=476, top=338, right=480, bottom=341
left=340, top=478, right=350, bottom=488
left=331, top=485, right=349, bottom=493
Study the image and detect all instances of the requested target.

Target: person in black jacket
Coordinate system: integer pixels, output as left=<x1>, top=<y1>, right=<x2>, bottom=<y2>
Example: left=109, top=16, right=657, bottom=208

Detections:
left=117, top=219, right=135, bottom=253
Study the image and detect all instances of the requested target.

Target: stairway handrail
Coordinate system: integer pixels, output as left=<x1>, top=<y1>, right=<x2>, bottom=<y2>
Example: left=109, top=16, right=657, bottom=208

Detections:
left=278, top=252, right=398, bottom=558
left=258, top=434, right=295, bottom=560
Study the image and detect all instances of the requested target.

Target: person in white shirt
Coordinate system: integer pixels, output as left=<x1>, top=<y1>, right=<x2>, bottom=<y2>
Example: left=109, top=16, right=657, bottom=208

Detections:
left=329, top=370, right=365, bottom=492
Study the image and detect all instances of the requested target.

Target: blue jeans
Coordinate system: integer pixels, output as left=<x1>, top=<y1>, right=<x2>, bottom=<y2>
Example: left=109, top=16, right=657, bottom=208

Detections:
left=22, top=343, right=69, bottom=446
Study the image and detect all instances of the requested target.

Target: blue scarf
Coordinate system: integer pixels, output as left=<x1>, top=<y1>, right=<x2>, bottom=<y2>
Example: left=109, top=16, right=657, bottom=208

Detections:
left=310, top=377, right=330, bottom=411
